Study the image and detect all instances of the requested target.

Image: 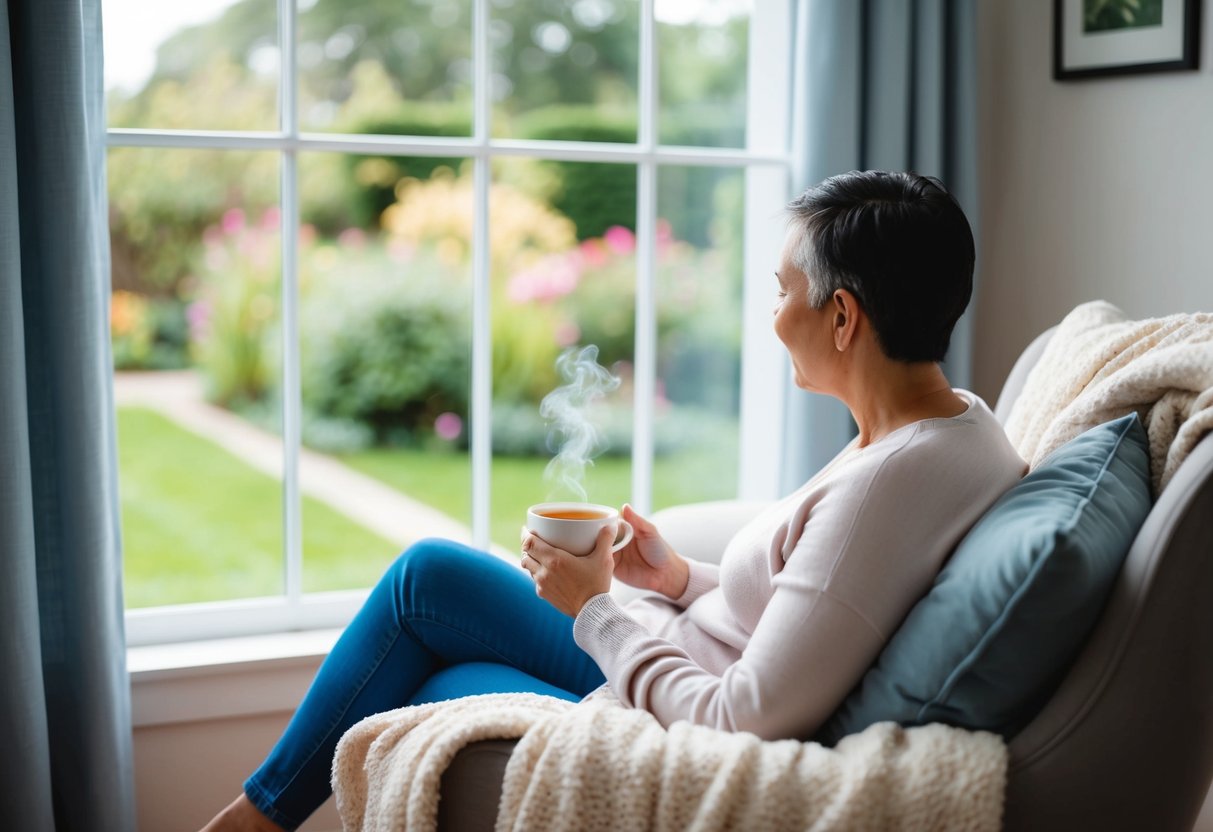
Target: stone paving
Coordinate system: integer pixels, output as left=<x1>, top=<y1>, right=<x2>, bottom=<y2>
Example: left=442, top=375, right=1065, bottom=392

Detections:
left=113, top=371, right=513, bottom=561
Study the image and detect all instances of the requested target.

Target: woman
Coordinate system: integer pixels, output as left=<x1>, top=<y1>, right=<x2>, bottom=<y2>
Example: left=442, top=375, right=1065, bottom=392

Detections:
left=202, top=170, right=1026, bottom=832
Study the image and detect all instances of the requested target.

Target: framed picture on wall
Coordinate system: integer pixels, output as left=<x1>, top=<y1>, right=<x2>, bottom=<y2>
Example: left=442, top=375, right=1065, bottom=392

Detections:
left=1054, top=0, right=1201, bottom=79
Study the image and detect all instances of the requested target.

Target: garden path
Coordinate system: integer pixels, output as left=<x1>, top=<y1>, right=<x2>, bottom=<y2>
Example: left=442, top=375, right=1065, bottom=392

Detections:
left=113, top=371, right=514, bottom=561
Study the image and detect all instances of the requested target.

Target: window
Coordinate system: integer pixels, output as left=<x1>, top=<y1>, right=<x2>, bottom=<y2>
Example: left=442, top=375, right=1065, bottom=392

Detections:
left=106, top=0, right=794, bottom=645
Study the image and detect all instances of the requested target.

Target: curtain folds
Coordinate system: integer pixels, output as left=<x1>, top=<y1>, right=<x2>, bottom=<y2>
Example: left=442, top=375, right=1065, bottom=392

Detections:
left=1, top=1, right=135, bottom=829
left=782, top=0, right=980, bottom=492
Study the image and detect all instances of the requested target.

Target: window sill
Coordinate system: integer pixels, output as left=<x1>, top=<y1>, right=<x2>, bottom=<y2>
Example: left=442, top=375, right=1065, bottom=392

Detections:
left=128, top=629, right=342, bottom=728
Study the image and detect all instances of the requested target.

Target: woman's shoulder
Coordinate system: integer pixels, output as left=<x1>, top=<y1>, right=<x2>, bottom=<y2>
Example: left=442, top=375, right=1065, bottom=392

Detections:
left=876, top=391, right=1026, bottom=491
left=838, top=393, right=1021, bottom=491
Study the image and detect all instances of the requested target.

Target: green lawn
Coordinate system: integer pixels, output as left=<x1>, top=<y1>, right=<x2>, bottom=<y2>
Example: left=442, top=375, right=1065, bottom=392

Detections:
left=338, top=442, right=739, bottom=551
left=118, top=407, right=398, bottom=608
left=119, top=406, right=738, bottom=609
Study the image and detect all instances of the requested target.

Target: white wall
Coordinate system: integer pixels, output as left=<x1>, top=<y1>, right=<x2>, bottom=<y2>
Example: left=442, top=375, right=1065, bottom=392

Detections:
left=973, top=0, right=1213, bottom=401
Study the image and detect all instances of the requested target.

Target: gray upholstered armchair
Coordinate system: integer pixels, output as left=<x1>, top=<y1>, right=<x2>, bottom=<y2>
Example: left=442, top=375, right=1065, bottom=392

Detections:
left=433, top=328, right=1213, bottom=832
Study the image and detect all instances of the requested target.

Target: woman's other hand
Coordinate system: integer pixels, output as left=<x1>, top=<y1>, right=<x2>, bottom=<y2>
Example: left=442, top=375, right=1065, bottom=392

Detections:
left=612, top=504, right=689, bottom=600
left=522, top=526, right=617, bottom=618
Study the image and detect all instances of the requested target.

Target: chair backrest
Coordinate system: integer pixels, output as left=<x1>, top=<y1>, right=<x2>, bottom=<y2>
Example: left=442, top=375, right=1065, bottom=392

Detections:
left=995, top=329, right=1213, bottom=832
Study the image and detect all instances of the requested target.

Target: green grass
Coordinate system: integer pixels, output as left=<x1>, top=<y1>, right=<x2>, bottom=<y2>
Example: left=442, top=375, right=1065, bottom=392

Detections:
left=118, top=407, right=397, bottom=608
left=119, top=406, right=739, bottom=609
left=338, top=443, right=739, bottom=551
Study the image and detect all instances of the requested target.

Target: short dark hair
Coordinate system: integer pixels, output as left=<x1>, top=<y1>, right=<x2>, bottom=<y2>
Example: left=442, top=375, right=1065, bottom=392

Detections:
left=785, top=170, right=975, bottom=363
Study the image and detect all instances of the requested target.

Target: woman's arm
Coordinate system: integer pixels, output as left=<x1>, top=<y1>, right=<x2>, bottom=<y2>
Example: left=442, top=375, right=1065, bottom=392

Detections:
left=572, top=436, right=1003, bottom=740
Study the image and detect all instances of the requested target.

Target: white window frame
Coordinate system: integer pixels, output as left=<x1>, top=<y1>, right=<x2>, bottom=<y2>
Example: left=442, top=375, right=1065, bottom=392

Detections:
left=113, top=0, right=796, bottom=646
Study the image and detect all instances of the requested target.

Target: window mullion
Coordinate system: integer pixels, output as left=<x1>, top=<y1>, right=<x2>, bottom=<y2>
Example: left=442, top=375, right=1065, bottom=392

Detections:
left=631, top=0, right=658, bottom=515
left=737, top=0, right=795, bottom=501
left=470, top=0, right=492, bottom=550
left=279, top=0, right=303, bottom=610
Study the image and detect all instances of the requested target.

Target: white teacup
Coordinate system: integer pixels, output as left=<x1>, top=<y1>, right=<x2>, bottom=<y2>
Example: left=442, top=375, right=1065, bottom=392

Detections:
left=525, top=502, right=635, bottom=557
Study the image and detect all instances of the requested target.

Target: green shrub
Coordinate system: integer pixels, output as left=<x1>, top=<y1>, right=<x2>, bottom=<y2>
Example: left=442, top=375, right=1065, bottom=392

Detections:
left=187, top=210, right=281, bottom=408
left=112, top=295, right=191, bottom=371
left=490, top=401, right=731, bottom=458
left=517, top=106, right=638, bottom=239
left=341, top=104, right=473, bottom=231
left=300, top=257, right=471, bottom=445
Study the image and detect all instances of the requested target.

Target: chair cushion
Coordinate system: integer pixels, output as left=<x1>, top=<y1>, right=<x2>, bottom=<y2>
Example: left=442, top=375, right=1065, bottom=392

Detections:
left=815, top=413, right=1152, bottom=746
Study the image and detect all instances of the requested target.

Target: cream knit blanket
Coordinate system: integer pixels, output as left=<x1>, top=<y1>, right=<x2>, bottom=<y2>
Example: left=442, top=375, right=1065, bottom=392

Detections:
left=332, top=690, right=1007, bottom=832
left=1004, top=301, right=1213, bottom=494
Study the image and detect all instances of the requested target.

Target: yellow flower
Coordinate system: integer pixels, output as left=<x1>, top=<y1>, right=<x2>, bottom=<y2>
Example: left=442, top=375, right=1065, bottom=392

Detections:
left=381, top=173, right=576, bottom=274
left=111, top=290, right=149, bottom=337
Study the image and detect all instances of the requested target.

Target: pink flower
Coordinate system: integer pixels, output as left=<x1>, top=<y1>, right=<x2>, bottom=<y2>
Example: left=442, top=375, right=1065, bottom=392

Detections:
left=603, top=225, right=635, bottom=255
left=186, top=300, right=211, bottom=341
left=434, top=412, right=463, bottom=441
left=506, top=252, right=584, bottom=303
left=655, top=218, right=674, bottom=244
left=338, top=227, right=367, bottom=248
left=579, top=238, right=609, bottom=267
left=260, top=206, right=281, bottom=230
left=655, top=218, right=676, bottom=256
left=221, top=208, right=246, bottom=235
left=554, top=321, right=581, bottom=347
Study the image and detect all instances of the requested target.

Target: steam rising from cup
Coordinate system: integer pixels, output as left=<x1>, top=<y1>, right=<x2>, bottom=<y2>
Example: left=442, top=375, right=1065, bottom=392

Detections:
left=541, top=345, right=622, bottom=502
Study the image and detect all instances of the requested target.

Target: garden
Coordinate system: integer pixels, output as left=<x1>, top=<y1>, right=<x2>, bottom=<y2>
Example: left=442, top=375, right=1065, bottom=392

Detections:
left=108, top=0, right=750, bottom=607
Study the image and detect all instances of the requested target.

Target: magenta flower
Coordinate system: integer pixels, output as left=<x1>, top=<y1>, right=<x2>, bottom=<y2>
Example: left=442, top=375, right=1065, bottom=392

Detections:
left=221, top=208, right=246, bottom=235
left=434, top=412, right=463, bottom=441
left=603, top=225, right=635, bottom=255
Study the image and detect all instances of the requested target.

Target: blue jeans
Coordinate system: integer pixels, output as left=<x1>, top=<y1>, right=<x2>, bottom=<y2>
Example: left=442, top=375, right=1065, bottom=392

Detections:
left=243, top=538, right=607, bottom=830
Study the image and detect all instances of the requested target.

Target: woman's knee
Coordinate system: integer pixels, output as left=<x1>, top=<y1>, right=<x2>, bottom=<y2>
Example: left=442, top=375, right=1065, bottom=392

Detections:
left=386, top=538, right=486, bottom=597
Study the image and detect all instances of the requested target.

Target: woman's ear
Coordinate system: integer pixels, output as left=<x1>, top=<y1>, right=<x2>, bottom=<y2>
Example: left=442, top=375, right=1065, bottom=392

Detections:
left=832, top=289, right=861, bottom=352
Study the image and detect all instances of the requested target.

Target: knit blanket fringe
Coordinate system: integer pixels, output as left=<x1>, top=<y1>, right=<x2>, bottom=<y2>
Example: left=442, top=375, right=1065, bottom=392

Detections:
left=1004, top=300, right=1213, bottom=495
left=332, top=690, right=1007, bottom=832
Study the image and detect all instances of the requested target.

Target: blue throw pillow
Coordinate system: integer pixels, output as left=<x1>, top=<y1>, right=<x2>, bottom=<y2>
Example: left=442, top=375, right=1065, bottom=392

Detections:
left=815, top=413, right=1152, bottom=746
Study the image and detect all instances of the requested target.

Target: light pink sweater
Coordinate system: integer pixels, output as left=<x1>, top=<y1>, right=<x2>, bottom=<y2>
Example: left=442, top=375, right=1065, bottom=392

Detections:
left=573, top=391, right=1026, bottom=741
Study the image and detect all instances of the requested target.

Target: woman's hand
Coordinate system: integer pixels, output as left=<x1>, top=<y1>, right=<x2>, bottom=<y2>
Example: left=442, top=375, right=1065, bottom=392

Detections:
left=611, top=504, right=689, bottom=600
left=521, top=526, right=617, bottom=618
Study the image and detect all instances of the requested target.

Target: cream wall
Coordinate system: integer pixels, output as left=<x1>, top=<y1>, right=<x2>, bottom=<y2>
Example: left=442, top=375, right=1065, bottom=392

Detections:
left=973, top=0, right=1213, bottom=401
left=975, top=4, right=1213, bottom=827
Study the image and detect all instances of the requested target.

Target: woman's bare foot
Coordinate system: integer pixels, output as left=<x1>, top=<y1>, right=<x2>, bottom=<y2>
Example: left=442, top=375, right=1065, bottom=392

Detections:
left=199, top=793, right=286, bottom=832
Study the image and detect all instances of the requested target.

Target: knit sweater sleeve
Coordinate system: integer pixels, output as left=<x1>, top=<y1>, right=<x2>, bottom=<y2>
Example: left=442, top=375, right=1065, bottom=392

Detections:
left=572, top=479, right=889, bottom=741
left=572, top=417, right=1020, bottom=740
left=573, top=583, right=882, bottom=740
left=670, top=558, right=720, bottom=609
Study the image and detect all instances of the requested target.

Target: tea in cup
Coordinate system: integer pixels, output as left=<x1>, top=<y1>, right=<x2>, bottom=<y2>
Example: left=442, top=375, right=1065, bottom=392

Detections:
left=525, top=502, right=634, bottom=556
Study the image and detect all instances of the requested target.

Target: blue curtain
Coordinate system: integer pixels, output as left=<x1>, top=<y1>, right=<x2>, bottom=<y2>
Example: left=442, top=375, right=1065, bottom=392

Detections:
left=0, top=0, right=135, bottom=829
left=781, top=0, right=979, bottom=492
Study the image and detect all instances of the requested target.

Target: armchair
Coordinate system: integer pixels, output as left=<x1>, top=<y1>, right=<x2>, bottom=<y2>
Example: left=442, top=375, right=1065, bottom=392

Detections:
left=434, top=328, right=1213, bottom=832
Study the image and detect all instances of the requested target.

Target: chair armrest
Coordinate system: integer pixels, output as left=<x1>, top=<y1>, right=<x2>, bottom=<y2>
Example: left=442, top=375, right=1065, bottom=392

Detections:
left=609, top=500, right=770, bottom=606
left=649, top=499, right=771, bottom=564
